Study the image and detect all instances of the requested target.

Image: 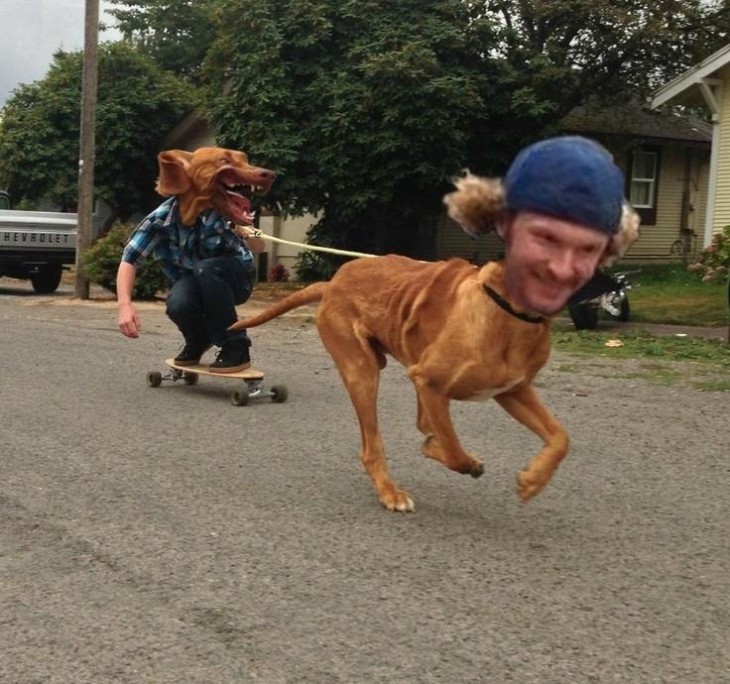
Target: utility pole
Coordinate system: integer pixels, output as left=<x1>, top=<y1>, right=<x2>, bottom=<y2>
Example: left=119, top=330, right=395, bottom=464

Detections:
left=74, top=0, right=100, bottom=299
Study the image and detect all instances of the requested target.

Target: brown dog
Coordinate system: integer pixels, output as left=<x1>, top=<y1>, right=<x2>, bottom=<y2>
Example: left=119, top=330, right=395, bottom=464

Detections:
left=231, top=175, right=639, bottom=512
left=155, top=147, right=275, bottom=226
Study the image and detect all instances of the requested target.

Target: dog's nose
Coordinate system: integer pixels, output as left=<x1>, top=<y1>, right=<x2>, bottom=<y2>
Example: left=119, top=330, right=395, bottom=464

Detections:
left=258, top=169, right=276, bottom=181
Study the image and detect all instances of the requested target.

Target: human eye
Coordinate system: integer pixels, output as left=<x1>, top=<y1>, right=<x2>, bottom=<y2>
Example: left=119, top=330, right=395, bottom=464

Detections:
left=535, top=231, right=558, bottom=245
left=581, top=242, right=603, bottom=256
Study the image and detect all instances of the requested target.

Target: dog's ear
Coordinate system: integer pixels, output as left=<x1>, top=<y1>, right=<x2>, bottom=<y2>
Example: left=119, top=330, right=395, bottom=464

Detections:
left=601, top=202, right=641, bottom=267
left=443, top=173, right=506, bottom=237
left=156, top=150, right=195, bottom=197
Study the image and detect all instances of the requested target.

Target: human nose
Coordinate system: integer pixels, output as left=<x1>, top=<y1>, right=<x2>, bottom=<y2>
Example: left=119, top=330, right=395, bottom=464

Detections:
left=546, top=249, right=586, bottom=284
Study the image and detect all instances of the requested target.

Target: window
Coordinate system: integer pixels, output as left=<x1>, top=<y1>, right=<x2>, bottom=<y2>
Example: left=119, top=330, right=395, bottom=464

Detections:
left=628, top=146, right=660, bottom=225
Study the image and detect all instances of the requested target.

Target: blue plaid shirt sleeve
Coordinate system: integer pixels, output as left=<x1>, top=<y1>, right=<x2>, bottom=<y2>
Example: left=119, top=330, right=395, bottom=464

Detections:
left=121, top=200, right=171, bottom=266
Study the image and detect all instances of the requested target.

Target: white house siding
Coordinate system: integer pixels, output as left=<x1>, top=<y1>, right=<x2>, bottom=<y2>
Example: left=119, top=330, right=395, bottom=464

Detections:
left=623, top=145, right=707, bottom=262
left=435, top=213, right=504, bottom=265
left=713, top=64, right=730, bottom=234
left=258, top=212, right=319, bottom=279
left=695, top=150, right=710, bottom=241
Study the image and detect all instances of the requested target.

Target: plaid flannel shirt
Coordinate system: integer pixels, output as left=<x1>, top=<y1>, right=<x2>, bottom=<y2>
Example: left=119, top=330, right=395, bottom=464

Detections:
left=121, top=197, right=253, bottom=282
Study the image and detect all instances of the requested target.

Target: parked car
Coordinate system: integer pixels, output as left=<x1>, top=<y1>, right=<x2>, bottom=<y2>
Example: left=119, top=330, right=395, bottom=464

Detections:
left=0, top=191, right=78, bottom=293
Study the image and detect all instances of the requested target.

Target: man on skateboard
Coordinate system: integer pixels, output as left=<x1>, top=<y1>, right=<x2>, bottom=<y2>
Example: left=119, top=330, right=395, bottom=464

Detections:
left=116, top=147, right=274, bottom=373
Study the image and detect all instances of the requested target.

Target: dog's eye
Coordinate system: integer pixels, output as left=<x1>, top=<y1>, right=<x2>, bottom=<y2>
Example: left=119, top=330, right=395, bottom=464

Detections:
left=219, top=157, right=231, bottom=166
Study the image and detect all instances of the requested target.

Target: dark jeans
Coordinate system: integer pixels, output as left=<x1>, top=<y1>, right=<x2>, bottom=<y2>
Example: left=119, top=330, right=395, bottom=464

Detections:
left=166, top=256, right=254, bottom=348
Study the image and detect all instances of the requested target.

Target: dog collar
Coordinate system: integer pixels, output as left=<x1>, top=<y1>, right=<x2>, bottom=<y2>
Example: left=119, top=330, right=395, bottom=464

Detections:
left=482, top=284, right=545, bottom=324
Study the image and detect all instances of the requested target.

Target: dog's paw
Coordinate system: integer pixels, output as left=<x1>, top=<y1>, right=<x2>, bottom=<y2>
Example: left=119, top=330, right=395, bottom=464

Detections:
left=469, top=461, right=485, bottom=479
left=422, top=436, right=484, bottom=477
left=516, top=470, right=547, bottom=502
left=380, top=489, right=415, bottom=513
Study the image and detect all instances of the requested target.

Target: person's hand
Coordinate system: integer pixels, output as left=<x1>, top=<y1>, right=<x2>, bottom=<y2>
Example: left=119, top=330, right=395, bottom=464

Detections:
left=118, top=302, right=141, bottom=338
left=233, top=223, right=261, bottom=239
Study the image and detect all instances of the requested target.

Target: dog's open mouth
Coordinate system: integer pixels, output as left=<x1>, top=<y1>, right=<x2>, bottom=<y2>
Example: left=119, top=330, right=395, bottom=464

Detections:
left=217, top=167, right=275, bottom=225
left=219, top=184, right=252, bottom=224
left=223, top=181, right=269, bottom=198
left=217, top=170, right=274, bottom=224
left=223, top=182, right=270, bottom=209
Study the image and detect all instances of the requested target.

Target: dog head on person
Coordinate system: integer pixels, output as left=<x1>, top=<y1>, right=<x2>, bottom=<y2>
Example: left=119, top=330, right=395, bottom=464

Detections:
left=444, top=136, right=640, bottom=315
left=155, top=147, right=276, bottom=227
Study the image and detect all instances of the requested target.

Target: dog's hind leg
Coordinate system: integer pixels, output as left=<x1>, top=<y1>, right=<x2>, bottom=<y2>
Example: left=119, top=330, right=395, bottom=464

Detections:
left=494, top=385, right=569, bottom=502
left=318, top=321, right=415, bottom=513
left=414, top=386, right=484, bottom=478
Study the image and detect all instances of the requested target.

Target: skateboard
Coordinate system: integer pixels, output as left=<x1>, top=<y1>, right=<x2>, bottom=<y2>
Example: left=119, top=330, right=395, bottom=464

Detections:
left=146, top=359, right=289, bottom=406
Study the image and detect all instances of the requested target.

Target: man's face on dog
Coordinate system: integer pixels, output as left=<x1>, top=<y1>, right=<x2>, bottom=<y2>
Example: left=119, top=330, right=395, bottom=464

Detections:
left=501, top=211, right=610, bottom=316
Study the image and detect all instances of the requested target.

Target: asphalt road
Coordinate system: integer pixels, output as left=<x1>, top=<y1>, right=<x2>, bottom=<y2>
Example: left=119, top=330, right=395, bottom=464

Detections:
left=1, top=279, right=729, bottom=683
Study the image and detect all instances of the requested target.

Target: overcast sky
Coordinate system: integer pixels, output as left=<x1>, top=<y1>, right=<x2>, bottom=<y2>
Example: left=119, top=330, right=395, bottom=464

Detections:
left=0, top=0, right=121, bottom=107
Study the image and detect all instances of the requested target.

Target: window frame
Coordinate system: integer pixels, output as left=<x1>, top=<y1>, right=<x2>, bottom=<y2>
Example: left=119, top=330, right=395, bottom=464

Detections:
left=626, top=145, right=660, bottom=226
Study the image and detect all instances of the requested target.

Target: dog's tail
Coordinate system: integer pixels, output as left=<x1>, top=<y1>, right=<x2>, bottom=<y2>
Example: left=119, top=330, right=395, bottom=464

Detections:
left=229, top=282, right=328, bottom=330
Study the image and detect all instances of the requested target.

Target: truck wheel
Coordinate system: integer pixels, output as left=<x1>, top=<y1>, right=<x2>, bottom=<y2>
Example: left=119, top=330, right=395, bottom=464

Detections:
left=618, top=297, right=630, bottom=322
left=31, top=265, right=63, bottom=294
left=568, top=303, right=598, bottom=330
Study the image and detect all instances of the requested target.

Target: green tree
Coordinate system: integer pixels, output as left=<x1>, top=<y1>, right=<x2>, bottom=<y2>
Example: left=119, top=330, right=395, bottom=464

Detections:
left=205, top=0, right=488, bottom=257
left=203, top=0, right=724, bottom=260
left=0, top=42, right=194, bottom=220
left=463, top=0, right=730, bottom=144
left=108, top=0, right=220, bottom=83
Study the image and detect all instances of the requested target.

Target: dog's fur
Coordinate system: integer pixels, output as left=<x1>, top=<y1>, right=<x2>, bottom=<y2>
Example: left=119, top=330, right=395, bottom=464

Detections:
left=156, top=147, right=275, bottom=226
left=231, top=174, right=640, bottom=512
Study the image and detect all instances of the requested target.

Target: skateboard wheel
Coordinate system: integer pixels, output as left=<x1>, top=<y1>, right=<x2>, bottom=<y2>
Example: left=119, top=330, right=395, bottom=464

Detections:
left=147, top=371, right=162, bottom=388
left=183, top=372, right=199, bottom=386
left=231, top=386, right=250, bottom=406
left=270, top=384, right=288, bottom=403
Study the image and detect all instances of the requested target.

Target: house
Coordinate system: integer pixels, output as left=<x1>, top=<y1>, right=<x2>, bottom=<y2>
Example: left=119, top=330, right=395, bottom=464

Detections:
left=651, top=43, right=730, bottom=250
left=438, top=102, right=712, bottom=265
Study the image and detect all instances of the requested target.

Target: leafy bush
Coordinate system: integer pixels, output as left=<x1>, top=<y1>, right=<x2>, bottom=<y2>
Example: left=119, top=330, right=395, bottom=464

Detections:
left=83, top=221, right=168, bottom=299
left=268, top=262, right=290, bottom=283
left=687, top=225, right=730, bottom=283
left=294, top=250, right=346, bottom=282
left=292, top=216, right=351, bottom=282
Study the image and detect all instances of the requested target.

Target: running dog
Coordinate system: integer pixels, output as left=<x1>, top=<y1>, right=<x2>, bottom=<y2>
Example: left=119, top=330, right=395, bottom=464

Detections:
left=231, top=174, right=639, bottom=512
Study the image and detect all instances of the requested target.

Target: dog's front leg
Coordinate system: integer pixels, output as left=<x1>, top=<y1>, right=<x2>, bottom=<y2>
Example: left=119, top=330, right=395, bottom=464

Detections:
left=494, top=386, right=569, bottom=502
left=414, top=382, right=485, bottom=478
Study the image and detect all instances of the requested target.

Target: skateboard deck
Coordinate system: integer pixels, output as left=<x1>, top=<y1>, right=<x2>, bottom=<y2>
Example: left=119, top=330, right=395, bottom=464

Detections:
left=164, top=358, right=265, bottom=379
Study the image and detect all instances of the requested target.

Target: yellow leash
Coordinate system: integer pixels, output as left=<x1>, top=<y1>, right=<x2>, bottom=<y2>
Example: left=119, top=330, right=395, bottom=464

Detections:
left=252, top=230, right=378, bottom=259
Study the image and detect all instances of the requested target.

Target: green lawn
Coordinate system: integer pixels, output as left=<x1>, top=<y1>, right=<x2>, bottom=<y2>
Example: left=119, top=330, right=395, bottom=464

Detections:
left=617, top=263, right=729, bottom=327
left=550, top=328, right=730, bottom=391
left=551, top=264, right=730, bottom=389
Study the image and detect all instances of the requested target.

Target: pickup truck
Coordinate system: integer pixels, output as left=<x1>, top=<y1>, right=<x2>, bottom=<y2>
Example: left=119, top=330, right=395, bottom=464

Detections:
left=0, top=190, right=77, bottom=293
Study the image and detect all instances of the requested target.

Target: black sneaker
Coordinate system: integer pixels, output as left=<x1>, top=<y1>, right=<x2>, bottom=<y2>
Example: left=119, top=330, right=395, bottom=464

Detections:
left=173, top=341, right=212, bottom=366
left=208, top=340, right=251, bottom=374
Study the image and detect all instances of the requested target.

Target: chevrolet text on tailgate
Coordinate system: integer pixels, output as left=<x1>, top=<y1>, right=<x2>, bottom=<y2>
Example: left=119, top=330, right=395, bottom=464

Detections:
left=0, top=191, right=78, bottom=293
